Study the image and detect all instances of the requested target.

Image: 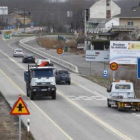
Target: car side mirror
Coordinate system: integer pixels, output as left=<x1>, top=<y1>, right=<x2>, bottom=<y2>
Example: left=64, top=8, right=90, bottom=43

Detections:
left=24, top=71, right=30, bottom=82
left=107, top=88, right=111, bottom=92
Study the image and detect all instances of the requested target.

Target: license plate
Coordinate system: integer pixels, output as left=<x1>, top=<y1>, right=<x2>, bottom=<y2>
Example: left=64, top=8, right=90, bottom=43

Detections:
left=41, top=89, right=47, bottom=91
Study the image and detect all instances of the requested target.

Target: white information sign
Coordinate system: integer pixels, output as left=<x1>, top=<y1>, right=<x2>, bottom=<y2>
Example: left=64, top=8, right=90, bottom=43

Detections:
left=86, top=50, right=109, bottom=61
left=110, top=41, right=140, bottom=64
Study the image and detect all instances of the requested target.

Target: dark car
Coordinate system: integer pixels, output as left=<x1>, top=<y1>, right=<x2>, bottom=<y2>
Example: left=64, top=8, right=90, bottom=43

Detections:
left=55, top=70, right=71, bottom=85
left=22, top=54, right=35, bottom=63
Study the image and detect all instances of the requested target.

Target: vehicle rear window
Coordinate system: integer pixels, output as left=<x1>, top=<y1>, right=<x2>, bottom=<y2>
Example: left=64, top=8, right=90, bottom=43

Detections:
left=32, top=69, right=54, bottom=78
left=115, top=84, right=131, bottom=89
left=58, top=71, right=68, bottom=74
left=16, top=50, right=22, bottom=52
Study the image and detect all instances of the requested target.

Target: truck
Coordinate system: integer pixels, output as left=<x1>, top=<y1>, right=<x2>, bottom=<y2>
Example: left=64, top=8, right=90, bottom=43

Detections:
left=24, top=64, right=56, bottom=100
left=107, top=80, right=140, bottom=111
left=35, top=59, right=53, bottom=67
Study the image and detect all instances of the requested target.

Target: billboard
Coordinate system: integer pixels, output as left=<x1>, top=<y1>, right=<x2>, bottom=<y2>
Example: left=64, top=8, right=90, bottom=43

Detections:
left=86, top=50, right=109, bottom=61
left=110, top=41, right=140, bottom=64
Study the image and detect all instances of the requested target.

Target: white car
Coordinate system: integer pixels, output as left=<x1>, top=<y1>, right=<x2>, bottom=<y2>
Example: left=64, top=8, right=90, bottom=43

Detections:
left=13, top=48, right=24, bottom=57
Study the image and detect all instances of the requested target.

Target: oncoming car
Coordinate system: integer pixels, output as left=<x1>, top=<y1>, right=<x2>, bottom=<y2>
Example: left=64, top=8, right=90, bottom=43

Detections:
left=22, top=54, right=35, bottom=63
left=55, top=70, right=71, bottom=85
left=13, top=48, right=24, bottom=57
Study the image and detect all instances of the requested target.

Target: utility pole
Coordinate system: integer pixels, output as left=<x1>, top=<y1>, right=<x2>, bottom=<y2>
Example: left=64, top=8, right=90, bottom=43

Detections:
left=24, top=8, right=25, bottom=32
left=84, top=10, right=87, bottom=51
left=84, top=10, right=87, bottom=37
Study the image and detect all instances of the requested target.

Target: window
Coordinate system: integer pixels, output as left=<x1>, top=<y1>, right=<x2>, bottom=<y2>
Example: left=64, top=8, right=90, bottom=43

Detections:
left=127, top=21, right=133, bottom=26
left=32, top=69, right=54, bottom=78
left=106, top=0, right=110, bottom=6
left=115, top=84, right=131, bottom=90
left=106, top=10, right=111, bottom=18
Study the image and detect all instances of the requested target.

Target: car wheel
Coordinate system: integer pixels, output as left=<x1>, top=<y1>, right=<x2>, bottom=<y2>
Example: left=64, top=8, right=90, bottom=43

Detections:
left=30, top=92, right=34, bottom=100
left=26, top=88, right=29, bottom=97
left=52, top=91, right=56, bottom=99
left=68, top=81, right=71, bottom=85
left=107, top=99, right=111, bottom=108
left=33, top=58, right=35, bottom=63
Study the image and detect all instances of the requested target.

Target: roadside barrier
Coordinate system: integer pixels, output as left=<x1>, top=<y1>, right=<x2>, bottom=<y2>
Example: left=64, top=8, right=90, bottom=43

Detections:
left=19, top=36, right=79, bottom=73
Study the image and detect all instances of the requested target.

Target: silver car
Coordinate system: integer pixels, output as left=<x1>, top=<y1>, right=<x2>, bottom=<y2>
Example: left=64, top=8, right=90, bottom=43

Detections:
left=13, top=48, right=24, bottom=57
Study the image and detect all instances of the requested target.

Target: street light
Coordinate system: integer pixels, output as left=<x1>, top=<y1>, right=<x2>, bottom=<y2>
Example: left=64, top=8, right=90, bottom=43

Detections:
left=84, top=9, right=90, bottom=50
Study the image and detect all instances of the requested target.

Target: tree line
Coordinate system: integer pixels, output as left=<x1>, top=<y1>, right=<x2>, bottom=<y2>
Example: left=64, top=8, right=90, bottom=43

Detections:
left=0, top=0, right=96, bottom=32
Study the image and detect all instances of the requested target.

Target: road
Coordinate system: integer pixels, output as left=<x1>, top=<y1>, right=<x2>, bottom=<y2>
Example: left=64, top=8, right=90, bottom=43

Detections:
left=0, top=36, right=140, bottom=140
left=26, top=39, right=134, bottom=79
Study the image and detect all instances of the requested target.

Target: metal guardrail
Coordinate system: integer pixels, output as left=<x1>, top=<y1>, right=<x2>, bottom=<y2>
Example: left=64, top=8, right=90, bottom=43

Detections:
left=19, top=36, right=79, bottom=73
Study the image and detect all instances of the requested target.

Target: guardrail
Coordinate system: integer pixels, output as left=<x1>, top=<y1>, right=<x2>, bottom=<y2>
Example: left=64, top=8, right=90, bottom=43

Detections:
left=19, top=36, right=79, bottom=73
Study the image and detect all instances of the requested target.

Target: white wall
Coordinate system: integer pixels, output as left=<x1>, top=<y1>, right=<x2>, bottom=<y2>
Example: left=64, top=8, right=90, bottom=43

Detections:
left=105, top=18, right=119, bottom=29
left=89, top=0, right=121, bottom=19
left=110, top=1, right=121, bottom=17
left=90, top=0, right=106, bottom=19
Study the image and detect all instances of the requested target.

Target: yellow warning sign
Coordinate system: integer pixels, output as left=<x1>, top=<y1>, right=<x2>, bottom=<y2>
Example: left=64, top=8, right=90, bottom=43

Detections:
left=5, top=30, right=12, bottom=34
left=10, top=96, right=30, bottom=115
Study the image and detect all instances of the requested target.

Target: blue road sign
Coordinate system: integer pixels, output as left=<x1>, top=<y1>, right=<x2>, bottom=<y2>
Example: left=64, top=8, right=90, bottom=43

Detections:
left=103, top=69, right=108, bottom=78
left=12, top=25, right=15, bottom=29
left=6, top=26, right=10, bottom=30
left=137, top=58, right=140, bottom=79
left=30, top=22, right=34, bottom=26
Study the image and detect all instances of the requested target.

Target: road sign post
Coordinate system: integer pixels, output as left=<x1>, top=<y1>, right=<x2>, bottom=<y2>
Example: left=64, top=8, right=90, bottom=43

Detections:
left=103, top=69, right=108, bottom=78
left=110, top=62, right=118, bottom=81
left=57, top=47, right=63, bottom=64
left=19, top=116, right=21, bottom=140
left=10, top=95, right=30, bottom=140
left=137, top=58, right=140, bottom=79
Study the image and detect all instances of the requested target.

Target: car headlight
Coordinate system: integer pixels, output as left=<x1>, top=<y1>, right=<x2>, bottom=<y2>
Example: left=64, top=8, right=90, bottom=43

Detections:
left=33, top=89, right=37, bottom=91
left=51, top=88, right=55, bottom=91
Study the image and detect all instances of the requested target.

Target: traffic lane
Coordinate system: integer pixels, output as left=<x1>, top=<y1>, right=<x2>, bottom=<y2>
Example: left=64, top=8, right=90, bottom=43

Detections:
left=4, top=38, right=140, bottom=140
left=0, top=38, right=129, bottom=140
left=0, top=38, right=73, bottom=140
left=57, top=83, right=140, bottom=140
left=8, top=40, right=65, bottom=71
left=0, top=46, right=120, bottom=140
left=0, top=70, right=70, bottom=140
left=4, top=39, right=139, bottom=140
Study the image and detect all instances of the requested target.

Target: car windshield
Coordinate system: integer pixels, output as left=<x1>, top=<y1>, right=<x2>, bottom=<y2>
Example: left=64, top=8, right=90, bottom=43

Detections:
left=16, top=49, right=22, bottom=52
left=58, top=71, right=68, bottom=75
left=25, top=54, right=33, bottom=57
left=32, top=69, right=54, bottom=78
left=115, top=84, right=131, bottom=89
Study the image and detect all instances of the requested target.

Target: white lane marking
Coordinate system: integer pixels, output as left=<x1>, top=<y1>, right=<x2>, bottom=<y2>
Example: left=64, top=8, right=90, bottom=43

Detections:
left=59, top=91, right=131, bottom=140
left=2, top=41, right=132, bottom=140
left=67, top=95, right=106, bottom=101
left=0, top=69, right=73, bottom=140
left=0, top=49, right=25, bottom=70
left=72, top=80, right=107, bottom=99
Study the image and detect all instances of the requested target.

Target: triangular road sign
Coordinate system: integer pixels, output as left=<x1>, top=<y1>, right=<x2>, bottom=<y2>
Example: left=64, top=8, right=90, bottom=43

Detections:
left=10, top=97, right=30, bottom=115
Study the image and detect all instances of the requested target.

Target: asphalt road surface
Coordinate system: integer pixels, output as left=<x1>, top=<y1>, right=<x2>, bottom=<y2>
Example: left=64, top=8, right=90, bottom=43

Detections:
left=0, top=36, right=140, bottom=140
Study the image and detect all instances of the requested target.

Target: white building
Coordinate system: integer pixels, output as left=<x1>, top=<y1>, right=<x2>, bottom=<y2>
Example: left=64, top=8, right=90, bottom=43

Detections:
left=87, top=0, right=121, bottom=33
left=0, top=6, right=8, bottom=15
left=89, top=0, right=121, bottom=19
